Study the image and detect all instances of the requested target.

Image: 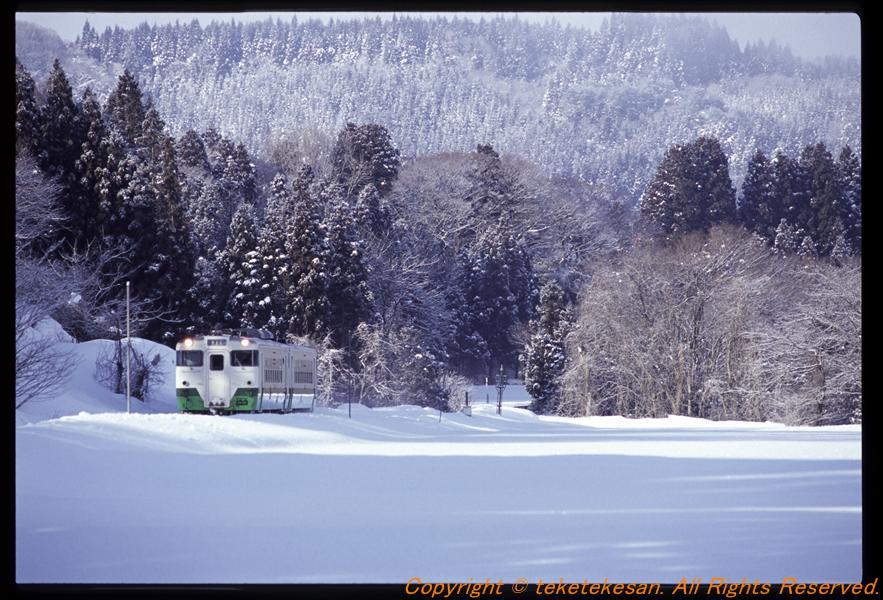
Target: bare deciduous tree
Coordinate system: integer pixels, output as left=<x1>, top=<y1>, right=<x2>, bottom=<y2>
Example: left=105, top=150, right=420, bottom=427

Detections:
left=562, top=226, right=860, bottom=425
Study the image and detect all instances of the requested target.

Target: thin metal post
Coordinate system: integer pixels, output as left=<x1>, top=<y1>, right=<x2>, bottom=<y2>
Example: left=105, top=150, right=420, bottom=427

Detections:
left=496, top=363, right=505, bottom=416
left=126, top=281, right=131, bottom=414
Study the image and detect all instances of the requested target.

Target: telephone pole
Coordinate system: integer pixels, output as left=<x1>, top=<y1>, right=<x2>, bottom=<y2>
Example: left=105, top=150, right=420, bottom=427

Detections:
left=126, top=280, right=131, bottom=414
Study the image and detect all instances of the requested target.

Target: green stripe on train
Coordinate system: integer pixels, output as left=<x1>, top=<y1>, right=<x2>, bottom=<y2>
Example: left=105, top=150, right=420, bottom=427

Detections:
left=177, top=388, right=261, bottom=412
left=229, top=388, right=259, bottom=411
left=177, top=388, right=205, bottom=412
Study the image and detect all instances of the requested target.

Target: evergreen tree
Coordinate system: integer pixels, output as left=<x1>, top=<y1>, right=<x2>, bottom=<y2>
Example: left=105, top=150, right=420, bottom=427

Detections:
left=134, top=105, right=166, bottom=163
left=15, top=58, right=40, bottom=156
left=186, top=180, right=230, bottom=254
left=830, top=232, right=853, bottom=261
left=800, top=142, right=844, bottom=256
left=223, top=201, right=261, bottom=326
left=287, top=167, right=330, bottom=341
left=451, top=215, right=536, bottom=378
left=224, top=143, right=258, bottom=205
left=322, top=193, right=372, bottom=352
left=739, top=150, right=778, bottom=240
left=798, top=234, right=818, bottom=258
left=773, top=218, right=799, bottom=255
left=38, top=58, right=82, bottom=182
left=200, top=127, right=223, bottom=157
left=176, top=129, right=210, bottom=172
left=94, top=129, right=134, bottom=249
left=250, top=173, right=293, bottom=338
left=522, top=281, right=571, bottom=415
left=155, top=135, right=185, bottom=233
left=70, top=87, right=109, bottom=247
left=100, top=108, right=195, bottom=341
left=766, top=151, right=798, bottom=242
left=331, top=122, right=401, bottom=198
left=837, top=145, right=861, bottom=254
left=395, top=325, right=450, bottom=410
left=186, top=251, right=228, bottom=333
left=779, top=149, right=813, bottom=240
left=105, top=69, right=146, bottom=146
left=640, top=136, right=737, bottom=237
left=354, top=182, right=392, bottom=237
left=464, top=144, right=519, bottom=228
left=79, top=21, right=102, bottom=60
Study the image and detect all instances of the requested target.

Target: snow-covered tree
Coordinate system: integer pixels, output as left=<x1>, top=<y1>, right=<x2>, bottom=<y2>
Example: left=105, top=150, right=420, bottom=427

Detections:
left=69, top=87, right=109, bottom=248
left=104, top=69, right=146, bottom=146
left=739, top=150, right=778, bottom=240
left=331, top=122, right=401, bottom=199
left=176, top=129, right=210, bottom=172
left=522, top=281, right=571, bottom=415
left=354, top=182, right=392, bottom=237
left=15, top=58, right=39, bottom=156
left=250, top=173, right=294, bottom=338
left=223, top=201, right=261, bottom=327
left=321, top=193, right=371, bottom=352
left=773, top=218, right=799, bottom=255
left=450, top=214, right=537, bottom=378
left=38, top=59, right=81, bottom=183
left=286, top=167, right=330, bottom=341
left=640, top=136, right=737, bottom=238
left=837, top=145, right=861, bottom=254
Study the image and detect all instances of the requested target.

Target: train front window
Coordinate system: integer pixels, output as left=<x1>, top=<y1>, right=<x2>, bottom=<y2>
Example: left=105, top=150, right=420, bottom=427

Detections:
left=209, top=354, right=224, bottom=371
left=231, top=350, right=258, bottom=367
left=176, top=350, right=203, bottom=367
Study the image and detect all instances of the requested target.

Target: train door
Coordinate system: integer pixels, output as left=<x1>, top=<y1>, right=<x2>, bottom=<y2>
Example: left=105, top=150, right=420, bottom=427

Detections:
left=207, top=352, right=229, bottom=407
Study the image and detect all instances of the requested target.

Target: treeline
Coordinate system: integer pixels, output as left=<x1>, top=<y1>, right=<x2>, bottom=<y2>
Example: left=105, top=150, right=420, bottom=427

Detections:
left=15, top=59, right=860, bottom=424
left=533, top=136, right=861, bottom=425
left=75, top=13, right=843, bottom=84
left=640, top=136, right=861, bottom=257
left=16, top=60, right=604, bottom=411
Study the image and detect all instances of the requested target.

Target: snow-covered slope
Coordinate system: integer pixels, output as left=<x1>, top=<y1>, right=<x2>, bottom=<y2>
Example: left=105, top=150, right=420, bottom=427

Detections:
left=16, top=402, right=860, bottom=583
left=14, top=16, right=860, bottom=204
left=15, top=318, right=177, bottom=425
left=15, top=20, right=121, bottom=99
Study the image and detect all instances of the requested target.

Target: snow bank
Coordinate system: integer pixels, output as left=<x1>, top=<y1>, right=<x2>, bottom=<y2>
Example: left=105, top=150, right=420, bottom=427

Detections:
left=16, top=318, right=177, bottom=425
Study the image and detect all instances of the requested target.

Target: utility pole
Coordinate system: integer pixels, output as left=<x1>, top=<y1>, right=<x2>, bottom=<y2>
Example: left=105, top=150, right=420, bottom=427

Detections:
left=126, top=280, right=131, bottom=414
left=496, top=363, right=506, bottom=415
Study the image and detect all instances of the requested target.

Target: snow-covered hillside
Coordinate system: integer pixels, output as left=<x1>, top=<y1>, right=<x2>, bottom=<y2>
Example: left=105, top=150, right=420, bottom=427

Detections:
left=14, top=15, right=860, bottom=203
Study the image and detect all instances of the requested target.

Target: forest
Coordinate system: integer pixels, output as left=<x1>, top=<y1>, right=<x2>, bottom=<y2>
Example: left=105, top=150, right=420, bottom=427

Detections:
left=15, top=15, right=861, bottom=426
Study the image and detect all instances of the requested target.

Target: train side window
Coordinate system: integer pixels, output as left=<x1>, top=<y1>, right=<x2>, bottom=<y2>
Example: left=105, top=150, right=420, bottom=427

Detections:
left=209, top=354, right=224, bottom=371
left=231, top=350, right=259, bottom=367
left=176, top=350, right=204, bottom=367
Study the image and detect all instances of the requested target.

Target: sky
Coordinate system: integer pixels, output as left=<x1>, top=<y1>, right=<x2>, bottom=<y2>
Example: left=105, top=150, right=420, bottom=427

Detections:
left=15, top=11, right=860, bottom=61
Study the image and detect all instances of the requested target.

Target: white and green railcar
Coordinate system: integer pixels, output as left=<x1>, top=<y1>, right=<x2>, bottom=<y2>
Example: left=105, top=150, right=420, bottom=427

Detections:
left=175, top=330, right=316, bottom=414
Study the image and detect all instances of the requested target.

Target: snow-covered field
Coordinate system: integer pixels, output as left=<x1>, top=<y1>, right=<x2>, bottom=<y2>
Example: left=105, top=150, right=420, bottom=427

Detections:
left=16, top=321, right=861, bottom=583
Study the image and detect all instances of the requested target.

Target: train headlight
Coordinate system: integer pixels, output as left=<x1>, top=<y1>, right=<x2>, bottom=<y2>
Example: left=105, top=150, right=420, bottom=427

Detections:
left=184, top=338, right=193, bottom=348
left=241, top=338, right=250, bottom=346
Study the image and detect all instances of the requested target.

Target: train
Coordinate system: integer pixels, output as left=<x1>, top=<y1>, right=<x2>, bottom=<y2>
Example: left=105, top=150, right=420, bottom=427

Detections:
left=175, top=329, right=317, bottom=414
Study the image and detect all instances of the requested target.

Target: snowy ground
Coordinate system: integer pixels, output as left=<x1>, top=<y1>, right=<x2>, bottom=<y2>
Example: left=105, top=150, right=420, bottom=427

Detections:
left=16, top=321, right=862, bottom=583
